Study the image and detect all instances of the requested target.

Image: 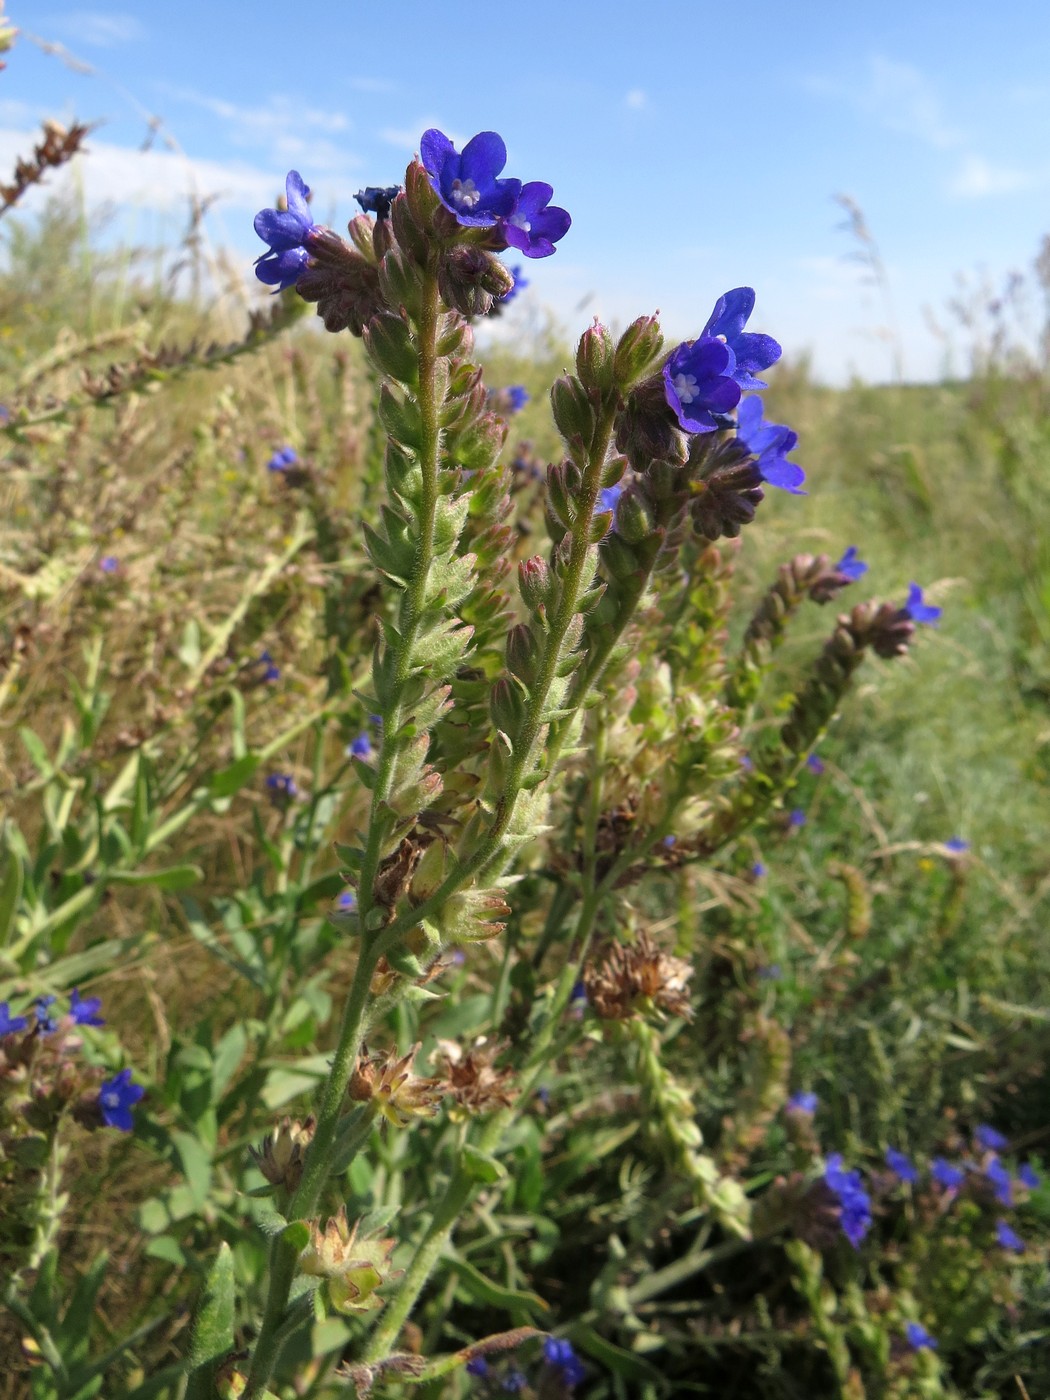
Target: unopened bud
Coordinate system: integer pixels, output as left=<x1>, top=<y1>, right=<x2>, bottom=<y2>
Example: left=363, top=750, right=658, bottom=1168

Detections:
left=506, top=623, right=541, bottom=686
left=550, top=375, right=597, bottom=445
left=437, top=246, right=513, bottom=318
left=518, top=555, right=553, bottom=614
left=613, top=315, right=665, bottom=389
left=576, top=320, right=615, bottom=392
left=490, top=676, right=528, bottom=740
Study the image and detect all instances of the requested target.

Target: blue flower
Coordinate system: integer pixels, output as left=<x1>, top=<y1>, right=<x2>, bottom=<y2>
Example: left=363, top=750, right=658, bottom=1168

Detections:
left=885, top=1147, right=919, bottom=1184
left=701, top=287, right=782, bottom=390
left=758, top=962, right=782, bottom=979
left=543, top=1336, right=586, bottom=1387
left=0, top=1002, right=28, bottom=1036
left=835, top=546, right=868, bottom=581
left=506, top=385, right=530, bottom=413
left=265, top=773, right=299, bottom=801
left=736, top=396, right=806, bottom=494
left=1018, top=1162, right=1041, bottom=1190
left=598, top=481, right=624, bottom=527
left=69, top=988, right=104, bottom=1027
left=995, top=1218, right=1024, bottom=1253
left=945, top=836, right=969, bottom=853
left=35, top=995, right=58, bottom=1036
left=662, top=834, right=677, bottom=849
left=420, top=129, right=521, bottom=227
left=259, top=650, right=280, bottom=683
left=751, top=861, right=766, bottom=878
left=823, top=1153, right=872, bottom=1248
left=976, top=1123, right=1009, bottom=1152
left=501, top=264, right=528, bottom=304
left=905, top=1321, right=938, bottom=1351
left=267, top=446, right=299, bottom=473
left=501, top=181, right=571, bottom=258
left=99, top=555, right=119, bottom=574
left=465, top=1357, right=489, bottom=1377
left=789, top=807, right=806, bottom=828
left=788, top=1091, right=818, bottom=1115
left=931, top=1157, right=964, bottom=1190
left=355, top=185, right=400, bottom=219
left=902, top=582, right=941, bottom=626
left=336, top=889, right=357, bottom=913
left=663, top=337, right=742, bottom=433
left=98, top=1068, right=145, bottom=1132
left=985, top=1157, right=1013, bottom=1206
left=806, top=753, right=825, bottom=774
left=254, top=171, right=318, bottom=292
left=501, top=1371, right=527, bottom=1394
left=349, top=732, right=373, bottom=759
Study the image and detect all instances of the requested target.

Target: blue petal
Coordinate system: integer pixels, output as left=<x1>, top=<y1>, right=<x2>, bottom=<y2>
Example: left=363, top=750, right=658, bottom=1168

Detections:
left=459, top=130, right=509, bottom=186
left=284, top=170, right=311, bottom=224
left=254, top=208, right=311, bottom=251
left=704, top=286, right=755, bottom=341
left=419, top=128, right=453, bottom=177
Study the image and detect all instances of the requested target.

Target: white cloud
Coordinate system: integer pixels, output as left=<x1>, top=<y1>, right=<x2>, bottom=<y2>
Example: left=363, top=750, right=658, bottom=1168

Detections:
left=159, top=85, right=352, bottom=142
left=51, top=11, right=144, bottom=47
left=947, top=154, right=1041, bottom=198
left=624, top=89, right=647, bottom=110
left=804, top=55, right=962, bottom=150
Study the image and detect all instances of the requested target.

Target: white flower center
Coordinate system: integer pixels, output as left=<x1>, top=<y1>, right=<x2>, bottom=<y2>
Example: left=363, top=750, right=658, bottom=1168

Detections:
left=102, top=1091, right=118, bottom=1106
left=673, top=372, right=700, bottom=405
left=509, top=211, right=532, bottom=232
left=450, top=178, right=480, bottom=209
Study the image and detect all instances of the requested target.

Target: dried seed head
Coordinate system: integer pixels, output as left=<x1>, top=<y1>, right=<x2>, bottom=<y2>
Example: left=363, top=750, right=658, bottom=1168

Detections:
left=249, top=1115, right=316, bottom=1191
left=584, top=931, right=694, bottom=1022
left=436, top=1037, right=517, bottom=1117
left=348, top=1043, right=443, bottom=1128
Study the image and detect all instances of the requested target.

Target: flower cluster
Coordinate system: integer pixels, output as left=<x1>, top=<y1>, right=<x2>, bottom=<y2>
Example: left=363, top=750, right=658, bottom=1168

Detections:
left=420, top=130, right=570, bottom=258
left=254, top=170, right=319, bottom=292
left=823, top=1153, right=872, bottom=1248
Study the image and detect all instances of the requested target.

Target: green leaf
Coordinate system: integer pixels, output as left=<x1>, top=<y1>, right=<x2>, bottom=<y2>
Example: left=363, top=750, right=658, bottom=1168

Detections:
left=19, top=726, right=53, bottom=778
left=569, top=1324, right=664, bottom=1382
left=444, top=1255, right=548, bottom=1318
left=209, top=753, right=261, bottom=799
left=462, top=1144, right=507, bottom=1185
left=177, top=619, right=201, bottom=668
left=210, top=1022, right=248, bottom=1103
left=171, top=1129, right=213, bottom=1209
left=185, top=1242, right=235, bottom=1400
left=107, top=864, right=202, bottom=890
left=0, top=843, right=25, bottom=947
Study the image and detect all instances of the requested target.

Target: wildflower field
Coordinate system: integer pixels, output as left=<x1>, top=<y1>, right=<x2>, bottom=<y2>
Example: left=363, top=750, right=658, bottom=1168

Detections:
left=2, top=25, right=1050, bottom=1400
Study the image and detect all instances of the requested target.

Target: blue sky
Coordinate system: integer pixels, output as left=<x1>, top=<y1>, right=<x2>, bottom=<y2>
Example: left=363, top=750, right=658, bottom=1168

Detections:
left=4, top=1, right=1049, bottom=382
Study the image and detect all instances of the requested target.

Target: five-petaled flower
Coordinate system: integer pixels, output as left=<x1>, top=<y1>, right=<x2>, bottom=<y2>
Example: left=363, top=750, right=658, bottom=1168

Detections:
left=420, top=129, right=521, bottom=227
left=736, top=396, right=806, bottom=494
left=254, top=171, right=318, bottom=292
left=662, top=337, right=741, bottom=433
left=885, top=1147, right=920, bottom=1184
left=835, top=546, right=868, bottom=580
left=905, top=1321, right=938, bottom=1351
left=902, top=582, right=941, bottom=625
left=501, top=181, right=571, bottom=258
left=702, top=286, right=782, bottom=390
left=99, top=1068, right=145, bottom=1132
left=70, top=988, right=104, bottom=1027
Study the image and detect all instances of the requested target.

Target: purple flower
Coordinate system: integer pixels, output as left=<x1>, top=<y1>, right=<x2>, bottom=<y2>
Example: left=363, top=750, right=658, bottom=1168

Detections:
left=945, top=836, right=969, bottom=853
left=736, top=396, right=806, bottom=494
left=902, top=582, right=941, bottom=626
left=788, top=1091, right=818, bottom=1115
left=502, top=1372, right=527, bottom=1394
left=420, top=129, right=521, bottom=227
left=355, top=185, right=400, bottom=220
left=931, top=1157, right=965, bottom=1190
left=662, top=337, right=741, bottom=433
left=985, top=1157, right=1013, bottom=1206
left=995, top=1218, right=1024, bottom=1253
left=758, top=962, right=782, bottom=979
left=69, top=988, right=104, bottom=1027
left=976, top=1124, right=1009, bottom=1152
left=336, top=889, right=357, bottom=913
left=835, top=546, right=868, bottom=581
left=740, top=754, right=754, bottom=771
left=806, top=753, right=825, bottom=775
left=465, top=1357, right=489, bottom=1377
left=789, top=808, right=806, bottom=828
left=751, top=861, right=766, bottom=878
left=598, top=481, right=623, bottom=526
left=823, top=1153, right=872, bottom=1248
left=98, top=1067, right=145, bottom=1132
left=885, top=1148, right=919, bottom=1184
left=0, top=1002, right=28, bottom=1036
left=701, top=287, right=782, bottom=390
left=267, top=446, right=299, bottom=473
left=543, top=1336, right=586, bottom=1387
left=501, top=264, right=528, bottom=304
left=99, top=555, right=119, bottom=574
left=905, top=1321, right=938, bottom=1351
left=254, top=171, right=318, bottom=292
left=1018, top=1162, right=1040, bottom=1190
left=506, top=385, right=529, bottom=413
left=265, top=773, right=299, bottom=801
left=349, top=732, right=373, bottom=759
left=259, top=650, right=280, bottom=683
left=662, top=834, right=677, bottom=849
left=501, top=181, right=570, bottom=258
left=35, top=995, right=58, bottom=1036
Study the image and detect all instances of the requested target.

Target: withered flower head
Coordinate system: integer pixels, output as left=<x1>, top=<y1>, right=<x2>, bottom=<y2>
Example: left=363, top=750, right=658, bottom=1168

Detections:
left=249, top=1114, right=315, bottom=1191
left=584, top=931, right=694, bottom=1022
left=300, top=1206, right=398, bottom=1314
left=436, top=1037, right=516, bottom=1117
left=348, top=1043, right=443, bottom=1128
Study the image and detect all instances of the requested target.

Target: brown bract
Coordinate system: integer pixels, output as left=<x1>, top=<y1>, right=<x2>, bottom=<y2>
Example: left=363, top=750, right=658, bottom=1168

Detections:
left=248, top=1115, right=316, bottom=1191
left=435, top=1036, right=516, bottom=1116
left=348, top=1043, right=443, bottom=1128
left=584, top=931, right=695, bottom=1021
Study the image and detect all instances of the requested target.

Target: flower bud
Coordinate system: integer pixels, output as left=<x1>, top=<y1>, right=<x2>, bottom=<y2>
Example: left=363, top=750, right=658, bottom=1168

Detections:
left=437, top=246, right=513, bottom=318
left=249, top=1115, right=316, bottom=1192
left=576, top=320, right=615, bottom=392
left=378, top=246, right=424, bottom=321
left=490, top=676, right=528, bottom=740
left=518, top=555, right=554, bottom=614
left=613, top=315, right=665, bottom=389
left=550, top=375, right=597, bottom=445
left=614, top=489, right=654, bottom=544
left=362, top=312, right=417, bottom=387
left=347, top=214, right=379, bottom=263
left=615, top=375, right=687, bottom=473
left=297, top=228, right=385, bottom=336
left=506, top=622, right=541, bottom=686
left=403, top=156, right=442, bottom=234
left=447, top=412, right=506, bottom=473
